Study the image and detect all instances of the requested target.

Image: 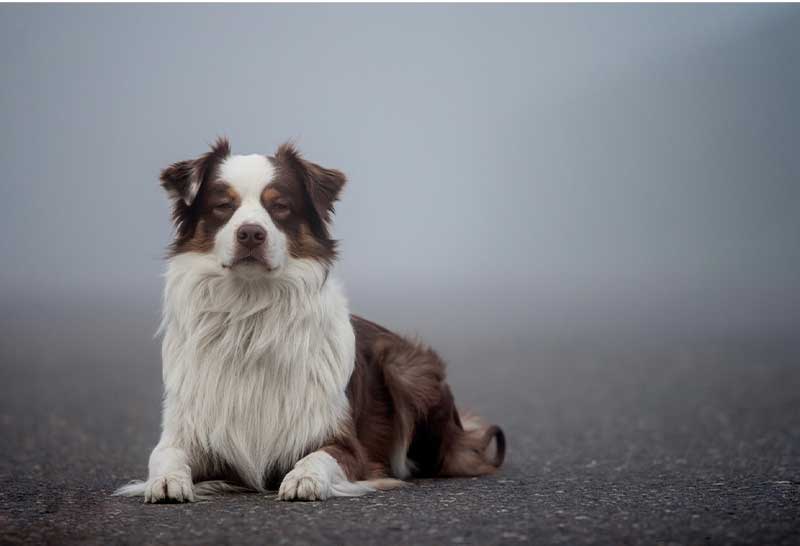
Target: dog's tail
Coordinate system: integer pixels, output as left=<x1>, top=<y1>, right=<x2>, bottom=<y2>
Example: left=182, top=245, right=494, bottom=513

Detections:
left=440, top=410, right=506, bottom=476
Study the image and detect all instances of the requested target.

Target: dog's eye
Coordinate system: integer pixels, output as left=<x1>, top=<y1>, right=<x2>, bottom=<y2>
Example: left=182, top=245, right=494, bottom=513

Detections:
left=271, top=202, right=290, bottom=214
left=214, top=203, right=234, bottom=213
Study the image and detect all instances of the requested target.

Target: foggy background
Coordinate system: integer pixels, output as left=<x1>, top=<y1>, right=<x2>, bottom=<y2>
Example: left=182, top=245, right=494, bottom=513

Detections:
left=1, top=4, right=799, bottom=385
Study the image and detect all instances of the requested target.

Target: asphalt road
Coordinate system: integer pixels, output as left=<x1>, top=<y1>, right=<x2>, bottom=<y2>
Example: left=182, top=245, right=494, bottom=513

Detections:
left=1, top=299, right=799, bottom=545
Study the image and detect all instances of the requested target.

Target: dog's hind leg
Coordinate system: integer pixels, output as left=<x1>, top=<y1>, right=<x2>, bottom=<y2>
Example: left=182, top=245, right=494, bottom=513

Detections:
left=375, top=335, right=505, bottom=479
left=376, top=337, right=447, bottom=479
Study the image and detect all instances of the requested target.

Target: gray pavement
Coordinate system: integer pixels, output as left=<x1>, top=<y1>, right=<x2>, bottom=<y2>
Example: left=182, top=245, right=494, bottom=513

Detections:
left=1, top=299, right=799, bottom=545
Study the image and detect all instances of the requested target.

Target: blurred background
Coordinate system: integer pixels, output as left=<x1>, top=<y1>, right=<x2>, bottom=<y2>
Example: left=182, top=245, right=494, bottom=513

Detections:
left=1, top=5, right=799, bottom=544
left=1, top=4, right=798, bottom=341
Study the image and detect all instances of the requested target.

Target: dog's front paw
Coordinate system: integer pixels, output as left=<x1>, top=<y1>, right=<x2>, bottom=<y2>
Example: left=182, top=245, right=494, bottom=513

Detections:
left=144, top=473, right=194, bottom=503
left=278, top=467, right=330, bottom=501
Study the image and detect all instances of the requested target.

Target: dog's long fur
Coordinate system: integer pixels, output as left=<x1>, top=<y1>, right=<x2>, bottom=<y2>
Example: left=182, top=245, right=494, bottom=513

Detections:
left=116, top=139, right=504, bottom=502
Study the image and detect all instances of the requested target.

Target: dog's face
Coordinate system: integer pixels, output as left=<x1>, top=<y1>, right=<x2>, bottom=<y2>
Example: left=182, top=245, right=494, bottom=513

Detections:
left=161, top=139, right=345, bottom=279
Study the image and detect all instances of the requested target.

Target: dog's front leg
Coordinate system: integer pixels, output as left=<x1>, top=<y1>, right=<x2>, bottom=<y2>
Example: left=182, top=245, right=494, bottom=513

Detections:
left=142, top=435, right=195, bottom=503
left=278, top=442, right=370, bottom=501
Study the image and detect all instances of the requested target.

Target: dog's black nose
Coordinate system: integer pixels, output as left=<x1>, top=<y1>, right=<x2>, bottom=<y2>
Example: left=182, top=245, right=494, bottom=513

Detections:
left=236, top=224, right=267, bottom=249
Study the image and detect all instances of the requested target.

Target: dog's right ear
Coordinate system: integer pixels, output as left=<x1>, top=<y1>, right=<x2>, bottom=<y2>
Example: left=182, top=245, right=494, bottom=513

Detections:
left=160, top=159, right=199, bottom=206
left=160, top=137, right=231, bottom=206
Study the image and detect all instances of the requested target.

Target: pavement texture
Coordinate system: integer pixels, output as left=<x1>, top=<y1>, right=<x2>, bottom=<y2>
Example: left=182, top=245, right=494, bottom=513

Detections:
left=1, top=300, right=799, bottom=545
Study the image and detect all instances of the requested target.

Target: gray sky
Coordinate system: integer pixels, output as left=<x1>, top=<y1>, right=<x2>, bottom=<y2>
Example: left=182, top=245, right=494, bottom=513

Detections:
left=1, top=4, right=798, bottom=339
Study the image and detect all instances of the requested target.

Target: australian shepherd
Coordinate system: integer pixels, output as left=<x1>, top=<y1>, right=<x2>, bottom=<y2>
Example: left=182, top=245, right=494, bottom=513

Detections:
left=116, top=139, right=505, bottom=502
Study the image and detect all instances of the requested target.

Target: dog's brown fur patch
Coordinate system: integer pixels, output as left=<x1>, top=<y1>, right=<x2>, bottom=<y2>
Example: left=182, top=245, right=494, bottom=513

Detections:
left=268, top=143, right=345, bottom=266
left=340, top=315, right=506, bottom=481
left=171, top=182, right=242, bottom=255
left=160, top=138, right=234, bottom=256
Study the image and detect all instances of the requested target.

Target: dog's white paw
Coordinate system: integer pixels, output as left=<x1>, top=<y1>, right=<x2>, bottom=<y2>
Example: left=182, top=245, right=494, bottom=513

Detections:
left=278, top=465, right=330, bottom=501
left=144, top=473, right=194, bottom=503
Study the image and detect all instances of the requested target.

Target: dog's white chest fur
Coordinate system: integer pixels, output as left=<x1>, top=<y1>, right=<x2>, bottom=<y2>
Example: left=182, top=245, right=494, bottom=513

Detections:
left=159, top=254, right=355, bottom=490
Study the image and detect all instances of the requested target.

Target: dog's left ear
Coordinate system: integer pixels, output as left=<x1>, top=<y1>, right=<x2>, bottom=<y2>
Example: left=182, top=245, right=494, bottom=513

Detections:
left=275, top=143, right=346, bottom=225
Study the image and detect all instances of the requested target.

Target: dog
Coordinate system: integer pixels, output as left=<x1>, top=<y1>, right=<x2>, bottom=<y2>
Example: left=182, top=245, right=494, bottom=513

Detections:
left=115, top=138, right=505, bottom=502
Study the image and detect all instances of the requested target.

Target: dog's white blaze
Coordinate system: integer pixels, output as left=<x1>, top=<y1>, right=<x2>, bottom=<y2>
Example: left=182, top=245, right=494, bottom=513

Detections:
left=153, top=250, right=355, bottom=492
left=213, top=154, right=287, bottom=272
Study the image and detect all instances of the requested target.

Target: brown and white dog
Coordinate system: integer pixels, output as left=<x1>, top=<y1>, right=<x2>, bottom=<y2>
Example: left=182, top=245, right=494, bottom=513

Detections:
left=116, top=139, right=505, bottom=502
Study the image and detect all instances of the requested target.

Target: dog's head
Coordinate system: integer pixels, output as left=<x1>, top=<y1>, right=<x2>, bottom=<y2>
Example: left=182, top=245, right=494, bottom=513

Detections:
left=161, top=138, right=345, bottom=279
